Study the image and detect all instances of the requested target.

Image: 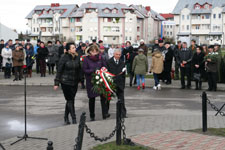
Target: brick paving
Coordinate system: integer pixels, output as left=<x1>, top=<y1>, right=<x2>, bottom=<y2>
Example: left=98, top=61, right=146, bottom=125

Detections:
left=132, top=131, right=225, bottom=150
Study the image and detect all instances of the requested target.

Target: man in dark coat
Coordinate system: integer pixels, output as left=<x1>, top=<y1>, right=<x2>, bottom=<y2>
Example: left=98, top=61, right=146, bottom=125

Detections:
left=162, top=42, right=173, bottom=84
left=158, top=38, right=166, bottom=52
left=177, top=42, right=193, bottom=89
left=107, top=49, right=127, bottom=118
left=173, top=41, right=182, bottom=80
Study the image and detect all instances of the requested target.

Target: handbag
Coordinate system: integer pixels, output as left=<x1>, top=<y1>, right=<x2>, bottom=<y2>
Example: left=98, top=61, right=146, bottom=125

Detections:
left=193, top=73, right=201, bottom=81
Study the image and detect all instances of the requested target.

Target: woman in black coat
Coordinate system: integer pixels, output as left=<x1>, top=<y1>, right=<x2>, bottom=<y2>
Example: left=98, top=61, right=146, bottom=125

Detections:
left=192, top=46, right=205, bottom=90
left=54, top=43, right=80, bottom=125
left=162, top=42, right=173, bottom=84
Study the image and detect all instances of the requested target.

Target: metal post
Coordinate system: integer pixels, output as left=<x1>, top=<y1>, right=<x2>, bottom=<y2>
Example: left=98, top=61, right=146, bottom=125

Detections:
left=75, top=112, right=86, bottom=150
left=0, top=143, right=5, bottom=150
left=202, top=92, right=207, bottom=132
left=47, top=141, right=53, bottom=150
left=116, top=100, right=122, bottom=145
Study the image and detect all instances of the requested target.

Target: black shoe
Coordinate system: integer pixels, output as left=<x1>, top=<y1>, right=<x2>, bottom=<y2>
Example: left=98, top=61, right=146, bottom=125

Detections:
left=90, top=118, right=95, bottom=121
left=72, top=119, right=77, bottom=124
left=130, top=83, right=132, bottom=87
left=13, top=78, right=18, bottom=81
left=64, top=117, right=70, bottom=125
left=103, top=114, right=110, bottom=119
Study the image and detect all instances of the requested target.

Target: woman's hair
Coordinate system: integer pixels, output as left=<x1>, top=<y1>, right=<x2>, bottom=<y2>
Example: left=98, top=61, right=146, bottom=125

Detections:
left=88, top=45, right=99, bottom=53
left=66, top=43, right=75, bottom=51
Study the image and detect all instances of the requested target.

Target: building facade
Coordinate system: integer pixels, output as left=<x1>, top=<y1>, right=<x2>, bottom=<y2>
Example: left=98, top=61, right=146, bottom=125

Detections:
left=26, top=3, right=164, bottom=45
left=173, top=0, right=225, bottom=46
left=160, top=13, right=176, bottom=40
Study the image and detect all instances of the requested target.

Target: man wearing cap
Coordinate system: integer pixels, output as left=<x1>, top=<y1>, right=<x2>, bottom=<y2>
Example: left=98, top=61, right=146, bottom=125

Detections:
left=162, top=42, right=173, bottom=84
left=158, top=38, right=166, bottom=52
left=138, top=39, right=148, bottom=57
left=177, top=42, right=192, bottom=89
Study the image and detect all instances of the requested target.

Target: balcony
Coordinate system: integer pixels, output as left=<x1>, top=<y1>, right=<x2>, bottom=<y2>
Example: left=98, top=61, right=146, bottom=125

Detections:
left=192, top=19, right=210, bottom=24
left=191, top=29, right=210, bottom=35
left=40, top=23, right=53, bottom=28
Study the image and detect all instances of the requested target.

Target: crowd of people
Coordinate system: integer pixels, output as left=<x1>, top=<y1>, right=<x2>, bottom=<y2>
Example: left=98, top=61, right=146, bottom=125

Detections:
left=0, top=37, right=224, bottom=124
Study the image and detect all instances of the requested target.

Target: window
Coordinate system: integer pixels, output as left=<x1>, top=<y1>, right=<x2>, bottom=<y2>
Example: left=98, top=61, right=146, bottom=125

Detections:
left=137, top=26, right=140, bottom=32
left=182, top=15, right=185, bottom=20
left=76, top=35, right=82, bottom=41
left=41, top=27, right=46, bottom=32
left=112, top=9, right=117, bottom=14
left=202, top=15, right=205, bottom=19
left=219, top=14, right=222, bottom=19
left=187, top=25, right=189, bottom=30
left=205, top=4, right=209, bottom=9
left=167, top=25, right=169, bottom=28
left=213, top=14, right=216, bottom=19
left=104, top=18, right=108, bottom=22
left=187, top=15, right=190, bottom=20
left=196, top=25, right=200, bottom=30
left=37, top=28, right=39, bottom=32
left=125, top=36, right=128, bottom=41
left=48, top=28, right=53, bottom=33
left=103, top=26, right=111, bottom=32
left=195, top=5, right=200, bottom=9
left=104, top=9, right=110, bottom=14
left=76, top=18, right=82, bottom=22
left=170, top=25, right=172, bottom=28
left=170, top=32, right=172, bottom=36
left=205, top=14, right=210, bottom=19
left=108, top=18, right=112, bottom=22
left=33, top=28, right=35, bottom=32
left=112, top=27, right=120, bottom=32
left=76, top=26, right=82, bottom=32
left=167, top=32, right=169, bottom=35
left=129, top=37, right=132, bottom=41
left=70, top=18, right=75, bottom=23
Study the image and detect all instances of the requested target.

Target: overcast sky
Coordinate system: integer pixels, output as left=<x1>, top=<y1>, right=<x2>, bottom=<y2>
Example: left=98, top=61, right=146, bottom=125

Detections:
left=0, top=0, right=178, bottom=33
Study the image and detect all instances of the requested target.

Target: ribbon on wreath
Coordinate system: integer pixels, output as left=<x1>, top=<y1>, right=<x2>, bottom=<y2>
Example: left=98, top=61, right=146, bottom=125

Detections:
left=96, top=67, right=115, bottom=94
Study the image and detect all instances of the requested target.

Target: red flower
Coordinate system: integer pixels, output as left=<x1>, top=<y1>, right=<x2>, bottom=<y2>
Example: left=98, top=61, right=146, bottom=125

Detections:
left=107, top=97, right=111, bottom=101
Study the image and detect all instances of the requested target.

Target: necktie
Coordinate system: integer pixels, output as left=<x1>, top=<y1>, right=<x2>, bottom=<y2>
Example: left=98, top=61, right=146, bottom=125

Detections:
left=116, top=60, right=118, bottom=64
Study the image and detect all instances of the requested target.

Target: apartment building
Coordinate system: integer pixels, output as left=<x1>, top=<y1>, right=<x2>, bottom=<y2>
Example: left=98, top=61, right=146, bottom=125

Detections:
left=160, top=13, right=176, bottom=40
left=25, top=3, right=78, bottom=42
left=173, top=0, right=225, bottom=45
left=26, top=3, right=164, bottom=45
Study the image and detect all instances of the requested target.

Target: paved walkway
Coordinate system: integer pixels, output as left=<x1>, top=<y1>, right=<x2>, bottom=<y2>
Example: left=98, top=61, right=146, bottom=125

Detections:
left=1, top=115, right=225, bottom=150
left=132, top=131, right=225, bottom=150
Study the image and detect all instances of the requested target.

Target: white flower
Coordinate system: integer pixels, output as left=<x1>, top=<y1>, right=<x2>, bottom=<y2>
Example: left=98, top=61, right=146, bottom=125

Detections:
left=96, top=76, right=100, bottom=80
left=96, top=81, right=99, bottom=84
left=100, top=79, right=103, bottom=82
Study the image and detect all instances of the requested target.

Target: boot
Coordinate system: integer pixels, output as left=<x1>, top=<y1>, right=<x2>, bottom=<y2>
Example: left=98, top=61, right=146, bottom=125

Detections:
left=195, top=81, right=199, bottom=90
left=68, top=101, right=76, bottom=124
left=64, top=102, right=70, bottom=125
left=199, top=81, right=202, bottom=90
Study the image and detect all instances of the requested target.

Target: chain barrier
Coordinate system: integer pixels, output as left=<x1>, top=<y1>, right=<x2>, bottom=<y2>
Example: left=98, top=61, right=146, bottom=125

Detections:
left=206, top=98, right=225, bottom=116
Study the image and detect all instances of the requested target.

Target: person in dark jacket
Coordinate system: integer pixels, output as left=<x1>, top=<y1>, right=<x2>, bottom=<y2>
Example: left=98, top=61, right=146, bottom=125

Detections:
left=58, top=41, right=67, bottom=60
left=54, top=43, right=80, bottom=125
left=192, top=46, right=205, bottom=90
left=25, top=44, right=34, bottom=77
left=177, top=42, right=192, bottom=89
left=138, top=39, right=148, bottom=57
left=107, top=49, right=127, bottom=118
left=162, top=42, right=173, bottom=84
left=206, top=45, right=218, bottom=91
left=0, top=39, right=4, bottom=71
left=158, top=39, right=166, bottom=52
left=78, top=43, right=87, bottom=89
left=152, top=39, right=159, bottom=53
left=173, top=41, right=182, bottom=80
left=37, top=42, right=49, bottom=77
left=83, top=45, right=109, bottom=121
left=129, top=48, right=138, bottom=87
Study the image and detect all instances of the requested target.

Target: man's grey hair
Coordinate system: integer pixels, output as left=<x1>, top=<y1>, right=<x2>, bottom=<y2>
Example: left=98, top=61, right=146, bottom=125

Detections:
left=114, top=48, right=121, bottom=54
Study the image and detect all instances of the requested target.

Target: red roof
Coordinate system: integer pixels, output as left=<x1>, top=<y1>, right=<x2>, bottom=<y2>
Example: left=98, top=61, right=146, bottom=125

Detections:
left=160, top=13, right=174, bottom=19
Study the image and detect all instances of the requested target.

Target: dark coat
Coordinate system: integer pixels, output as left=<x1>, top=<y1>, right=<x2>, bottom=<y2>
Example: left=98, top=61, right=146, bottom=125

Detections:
left=177, top=48, right=193, bottom=68
left=152, top=44, right=159, bottom=53
left=192, top=52, right=205, bottom=74
left=163, top=48, right=173, bottom=72
left=47, top=45, right=58, bottom=65
left=123, top=46, right=133, bottom=63
left=107, top=57, right=126, bottom=90
left=12, top=50, right=24, bottom=67
left=37, top=47, right=49, bottom=60
left=138, top=44, right=148, bottom=56
left=83, top=55, right=106, bottom=98
left=173, top=45, right=182, bottom=62
left=25, top=47, right=34, bottom=67
left=58, top=45, right=66, bottom=59
left=54, top=53, right=80, bottom=86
